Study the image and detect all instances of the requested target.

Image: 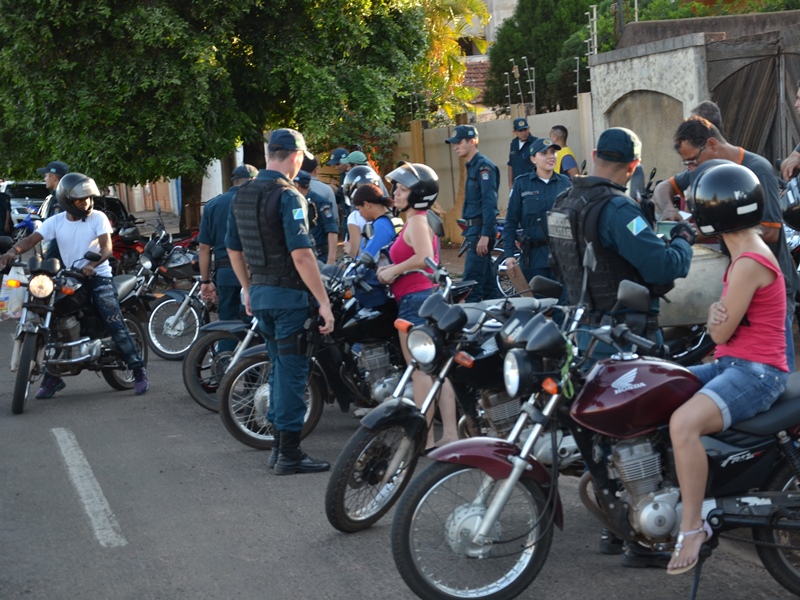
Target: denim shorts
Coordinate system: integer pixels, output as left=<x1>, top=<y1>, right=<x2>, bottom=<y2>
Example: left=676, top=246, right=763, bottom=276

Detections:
left=397, top=289, right=434, bottom=327
left=688, top=356, right=788, bottom=430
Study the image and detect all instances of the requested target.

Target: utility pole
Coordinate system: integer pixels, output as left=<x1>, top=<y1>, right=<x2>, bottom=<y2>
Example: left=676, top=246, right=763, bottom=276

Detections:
left=509, top=59, right=525, bottom=105
left=504, top=72, right=512, bottom=113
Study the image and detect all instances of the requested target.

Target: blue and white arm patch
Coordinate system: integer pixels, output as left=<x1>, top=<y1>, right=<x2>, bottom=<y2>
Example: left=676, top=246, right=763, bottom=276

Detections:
left=292, top=208, right=305, bottom=221
left=626, top=216, right=648, bottom=236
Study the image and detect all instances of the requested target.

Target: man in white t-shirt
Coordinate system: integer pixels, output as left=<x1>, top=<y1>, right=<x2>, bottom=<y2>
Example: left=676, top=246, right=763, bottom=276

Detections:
left=0, top=173, right=149, bottom=397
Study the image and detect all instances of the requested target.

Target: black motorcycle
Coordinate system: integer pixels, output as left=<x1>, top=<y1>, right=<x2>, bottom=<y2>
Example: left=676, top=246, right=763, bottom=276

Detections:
left=8, top=251, right=148, bottom=414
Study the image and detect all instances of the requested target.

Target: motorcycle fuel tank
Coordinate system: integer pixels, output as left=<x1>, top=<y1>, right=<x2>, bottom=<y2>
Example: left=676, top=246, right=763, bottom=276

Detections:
left=570, top=356, right=702, bottom=439
left=340, top=303, right=398, bottom=344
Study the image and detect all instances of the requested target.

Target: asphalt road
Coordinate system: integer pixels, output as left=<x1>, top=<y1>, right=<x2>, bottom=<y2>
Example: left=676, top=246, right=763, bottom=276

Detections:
left=0, top=316, right=795, bottom=600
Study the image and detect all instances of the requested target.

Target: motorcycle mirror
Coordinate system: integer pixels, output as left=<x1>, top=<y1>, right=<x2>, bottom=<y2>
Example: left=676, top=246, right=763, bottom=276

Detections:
left=649, top=167, right=657, bottom=182
left=529, top=276, right=562, bottom=299
left=616, top=280, right=651, bottom=312
left=0, top=235, right=14, bottom=252
left=359, top=251, right=376, bottom=269
left=84, top=250, right=102, bottom=263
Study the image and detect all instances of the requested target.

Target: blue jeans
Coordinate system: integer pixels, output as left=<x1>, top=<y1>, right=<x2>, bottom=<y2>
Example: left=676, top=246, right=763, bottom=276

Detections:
left=397, top=289, right=434, bottom=327
left=462, top=235, right=497, bottom=302
left=253, top=307, right=309, bottom=432
left=785, top=293, right=795, bottom=373
left=86, top=276, right=144, bottom=370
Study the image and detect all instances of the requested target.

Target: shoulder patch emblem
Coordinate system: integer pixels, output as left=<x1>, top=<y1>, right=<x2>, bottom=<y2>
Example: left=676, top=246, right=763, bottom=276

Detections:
left=292, top=208, right=305, bottom=221
left=626, top=216, right=647, bottom=236
left=481, top=171, right=490, bottom=180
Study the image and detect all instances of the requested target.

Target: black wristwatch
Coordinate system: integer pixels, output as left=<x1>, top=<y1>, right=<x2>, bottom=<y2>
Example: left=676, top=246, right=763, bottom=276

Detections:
left=200, top=279, right=212, bottom=285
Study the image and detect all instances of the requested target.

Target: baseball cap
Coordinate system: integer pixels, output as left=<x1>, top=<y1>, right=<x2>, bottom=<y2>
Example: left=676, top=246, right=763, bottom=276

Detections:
left=341, top=151, right=368, bottom=166
left=268, top=128, right=314, bottom=160
left=302, top=155, right=319, bottom=172
left=231, top=164, right=258, bottom=181
left=529, top=138, right=560, bottom=156
left=36, top=161, right=69, bottom=176
left=445, top=125, right=478, bottom=144
left=513, top=118, right=529, bottom=131
left=596, top=127, right=641, bottom=163
left=294, top=170, right=312, bottom=187
left=326, top=148, right=348, bottom=166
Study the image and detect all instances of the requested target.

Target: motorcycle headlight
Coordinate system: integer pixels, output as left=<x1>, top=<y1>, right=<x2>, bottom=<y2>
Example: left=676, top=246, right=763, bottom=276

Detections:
left=503, top=349, right=542, bottom=399
left=28, top=273, right=55, bottom=299
left=407, top=326, right=441, bottom=366
left=139, top=255, right=153, bottom=270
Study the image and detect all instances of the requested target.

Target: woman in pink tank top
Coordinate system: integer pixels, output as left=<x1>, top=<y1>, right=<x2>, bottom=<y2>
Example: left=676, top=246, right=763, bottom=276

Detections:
left=668, top=163, right=789, bottom=575
left=377, top=162, right=457, bottom=450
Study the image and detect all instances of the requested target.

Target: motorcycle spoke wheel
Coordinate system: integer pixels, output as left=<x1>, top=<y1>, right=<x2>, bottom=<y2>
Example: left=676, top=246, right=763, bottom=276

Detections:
left=12, top=334, right=39, bottom=415
left=147, top=297, right=202, bottom=360
left=494, top=256, right=516, bottom=298
left=102, top=316, right=149, bottom=390
left=754, top=463, right=800, bottom=595
left=391, top=463, right=553, bottom=600
left=217, top=356, right=322, bottom=450
left=182, top=330, right=242, bottom=412
left=325, top=425, right=420, bottom=533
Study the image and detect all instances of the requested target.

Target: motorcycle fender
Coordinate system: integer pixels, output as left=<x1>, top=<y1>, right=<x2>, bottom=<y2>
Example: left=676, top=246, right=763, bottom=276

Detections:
left=360, top=397, right=427, bottom=439
left=238, top=346, right=268, bottom=361
left=199, top=320, right=251, bottom=334
left=16, top=321, right=41, bottom=338
left=428, top=437, right=564, bottom=529
left=162, top=289, right=206, bottom=319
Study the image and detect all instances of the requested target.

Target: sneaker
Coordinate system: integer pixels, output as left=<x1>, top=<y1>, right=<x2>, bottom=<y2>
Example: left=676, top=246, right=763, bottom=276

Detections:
left=353, top=407, right=372, bottom=418
left=36, top=375, right=65, bottom=399
left=133, top=368, right=149, bottom=395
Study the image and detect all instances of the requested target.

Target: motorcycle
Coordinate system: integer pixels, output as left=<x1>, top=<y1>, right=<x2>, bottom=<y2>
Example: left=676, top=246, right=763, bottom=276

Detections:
left=182, top=315, right=264, bottom=412
left=390, top=275, right=800, bottom=600
left=109, top=214, right=147, bottom=276
left=456, top=218, right=519, bottom=298
left=11, top=202, right=43, bottom=244
left=7, top=251, right=148, bottom=414
left=325, top=258, right=555, bottom=533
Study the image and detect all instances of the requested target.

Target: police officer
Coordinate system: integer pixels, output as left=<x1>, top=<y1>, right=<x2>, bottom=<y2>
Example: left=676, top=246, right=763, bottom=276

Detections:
left=504, top=137, right=572, bottom=283
left=37, top=160, right=69, bottom=261
left=198, top=164, right=257, bottom=331
left=294, top=169, right=338, bottom=265
left=226, top=128, right=334, bottom=476
left=507, top=117, right=536, bottom=188
left=447, top=125, right=499, bottom=301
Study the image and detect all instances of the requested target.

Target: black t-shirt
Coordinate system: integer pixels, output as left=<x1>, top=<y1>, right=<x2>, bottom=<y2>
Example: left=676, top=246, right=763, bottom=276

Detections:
left=0, top=192, right=11, bottom=230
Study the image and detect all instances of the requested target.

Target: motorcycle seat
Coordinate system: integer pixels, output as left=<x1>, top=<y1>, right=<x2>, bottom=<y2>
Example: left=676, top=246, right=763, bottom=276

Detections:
left=730, top=371, right=800, bottom=436
left=113, top=274, right=138, bottom=299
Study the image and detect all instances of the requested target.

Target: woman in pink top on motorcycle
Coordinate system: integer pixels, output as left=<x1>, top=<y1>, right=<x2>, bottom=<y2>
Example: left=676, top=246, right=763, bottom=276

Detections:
left=669, top=162, right=789, bottom=575
left=377, top=162, right=458, bottom=451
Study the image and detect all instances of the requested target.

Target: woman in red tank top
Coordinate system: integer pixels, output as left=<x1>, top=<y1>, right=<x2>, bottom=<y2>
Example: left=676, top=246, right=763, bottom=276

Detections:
left=668, top=163, right=789, bottom=575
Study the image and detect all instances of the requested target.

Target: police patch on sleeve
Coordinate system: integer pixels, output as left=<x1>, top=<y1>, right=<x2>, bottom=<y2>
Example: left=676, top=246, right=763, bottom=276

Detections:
left=292, top=208, right=305, bottom=221
left=626, top=216, right=648, bottom=236
left=481, top=170, right=490, bottom=181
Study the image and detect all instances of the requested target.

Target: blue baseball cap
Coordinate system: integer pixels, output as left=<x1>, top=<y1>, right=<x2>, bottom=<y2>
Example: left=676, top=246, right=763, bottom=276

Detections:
left=529, top=138, right=560, bottom=157
left=326, top=148, right=348, bottom=166
left=445, top=125, right=478, bottom=144
left=294, top=170, right=312, bottom=187
left=231, top=164, right=258, bottom=181
left=513, top=118, right=529, bottom=131
left=596, top=127, right=642, bottom=163
left=268, top=128, right=314, bottom=160
left=37, top=161, right=69, bottom=176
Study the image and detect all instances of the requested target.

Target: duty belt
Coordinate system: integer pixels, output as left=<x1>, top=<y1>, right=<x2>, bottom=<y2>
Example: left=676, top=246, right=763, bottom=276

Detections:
left=463, top=217, right=483, bottom=227
left=215, top=257, right=232, bottom=269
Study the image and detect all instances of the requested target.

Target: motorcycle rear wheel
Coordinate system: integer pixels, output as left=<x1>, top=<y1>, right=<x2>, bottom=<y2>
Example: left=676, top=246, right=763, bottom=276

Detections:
left=754, top=463, right=800, bottom=595
left=12, top=333, right=39, bottom=414
left=391, top=462, right=553, bottom=600
left=325, top=424, right=422, bottom=533
left=182, top=330, right=242, bottom=412
left=147, top=297, right=202, bottom=360
left=102, top=315, right=149, bottom=390
left=494, top=254, right=516, bottom=298
left=217, top=355, right=323, bottom=450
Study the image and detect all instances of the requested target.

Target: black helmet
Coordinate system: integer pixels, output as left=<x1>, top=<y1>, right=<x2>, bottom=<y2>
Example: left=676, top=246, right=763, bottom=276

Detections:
left=783, top=175, right=800, bottom=231
left=342, top=166, right=383, bottom=205
left=687, top=162, right=763, bottom=236
left=56, top=173, right=100, bottom=220
left=385, top=162, right=438, bottom=210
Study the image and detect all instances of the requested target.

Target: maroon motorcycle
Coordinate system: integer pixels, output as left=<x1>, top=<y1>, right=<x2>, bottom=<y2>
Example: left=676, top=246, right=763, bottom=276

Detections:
left=391, top=280, right=800, bottom=600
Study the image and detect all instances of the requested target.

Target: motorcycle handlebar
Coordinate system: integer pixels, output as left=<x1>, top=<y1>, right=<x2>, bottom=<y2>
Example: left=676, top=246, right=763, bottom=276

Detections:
left=614, top=325, right=667, bottom=357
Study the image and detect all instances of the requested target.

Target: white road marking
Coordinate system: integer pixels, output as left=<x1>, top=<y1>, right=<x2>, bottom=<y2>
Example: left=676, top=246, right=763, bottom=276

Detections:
left=51, top=427, right=128, bottom=548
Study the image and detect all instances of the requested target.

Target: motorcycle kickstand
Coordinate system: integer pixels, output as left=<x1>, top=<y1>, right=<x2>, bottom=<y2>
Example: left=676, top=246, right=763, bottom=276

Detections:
left=688, top=545, right=712, bottom=600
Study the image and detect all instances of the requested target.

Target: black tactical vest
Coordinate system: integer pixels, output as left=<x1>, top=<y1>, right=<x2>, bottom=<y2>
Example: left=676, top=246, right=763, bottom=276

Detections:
left=547, top=176, right=650, bottom=314
left=231, top=178, right=307, bottom=291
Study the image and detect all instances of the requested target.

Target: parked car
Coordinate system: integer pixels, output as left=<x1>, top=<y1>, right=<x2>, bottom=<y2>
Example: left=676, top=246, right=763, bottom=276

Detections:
left=1, top=181, right=50, bottom=210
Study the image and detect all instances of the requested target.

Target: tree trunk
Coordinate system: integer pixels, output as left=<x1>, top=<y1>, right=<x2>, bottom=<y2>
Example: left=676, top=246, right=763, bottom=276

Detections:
left=243, top=137, right=266, bottom=171
left=179, top=177, right=203, bottom=232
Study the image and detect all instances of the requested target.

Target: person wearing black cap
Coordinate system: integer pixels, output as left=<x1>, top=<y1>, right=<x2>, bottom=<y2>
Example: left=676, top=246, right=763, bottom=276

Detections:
left=507, top=117, right=536, bottom=188
left=37, top=160, right=70, bottom=262
left=197, top=164, right=257, bottom=335
left=294, top=170, right=338, bottom=265
left=504, top=138, right=571, bottom=284
left=447, top=125, right=499, bottom=301
left=326, top=147, right=350, bottom=230
left=226, top=129, right=334, bottom=476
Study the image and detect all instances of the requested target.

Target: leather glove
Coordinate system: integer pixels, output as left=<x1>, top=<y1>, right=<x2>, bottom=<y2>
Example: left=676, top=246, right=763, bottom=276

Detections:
left=670, top=221, right=697, bottom=246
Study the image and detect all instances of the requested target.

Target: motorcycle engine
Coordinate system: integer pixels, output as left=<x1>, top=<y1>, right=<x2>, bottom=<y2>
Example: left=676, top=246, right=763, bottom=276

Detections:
left=54, top=316, right=102, bottom=365
left=359, top=343, right=408, bottom=404
left=480, top=390, right=520, bottom=438
left=609, top=437, right=679, bottom=539
left=56, top=316, right=81, bottom=343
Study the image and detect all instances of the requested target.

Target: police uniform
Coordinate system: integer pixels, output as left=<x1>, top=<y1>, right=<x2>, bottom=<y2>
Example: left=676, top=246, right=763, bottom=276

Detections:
left=307, top=189, right=338, bottom=260
left=462, top=151, right=500, bottom=301
left=198, top=186, right=243, bottom=324
left=226, top=169, right=314, bottom=433
left=508, top=136, right=536, bottom=181
left=504, top=169, right=572, bottom=282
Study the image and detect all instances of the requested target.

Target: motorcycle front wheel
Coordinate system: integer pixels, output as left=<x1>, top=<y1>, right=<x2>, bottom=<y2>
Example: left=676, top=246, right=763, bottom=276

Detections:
left=147, top=297, right=202, bottom=360
left=102, top=315, right=149, bottom=390
left=12, top=333, right=40, bottom=414
left=754, top=462, right=800, bottom=595
left=325, top=424, right=422, bottom=533
left=391, top=462, right=553, bottom=600
left=217, top=355, right=323, bottom=450
left=494, top=254, right=516, bottom=298
left=182, top=330, right=243, bottom=412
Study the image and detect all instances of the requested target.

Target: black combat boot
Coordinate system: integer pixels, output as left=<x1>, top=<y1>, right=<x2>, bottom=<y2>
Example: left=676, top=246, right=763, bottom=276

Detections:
left=268, top=431, right=281, bottom=469
left=273, top=430, right=330, bottom=475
